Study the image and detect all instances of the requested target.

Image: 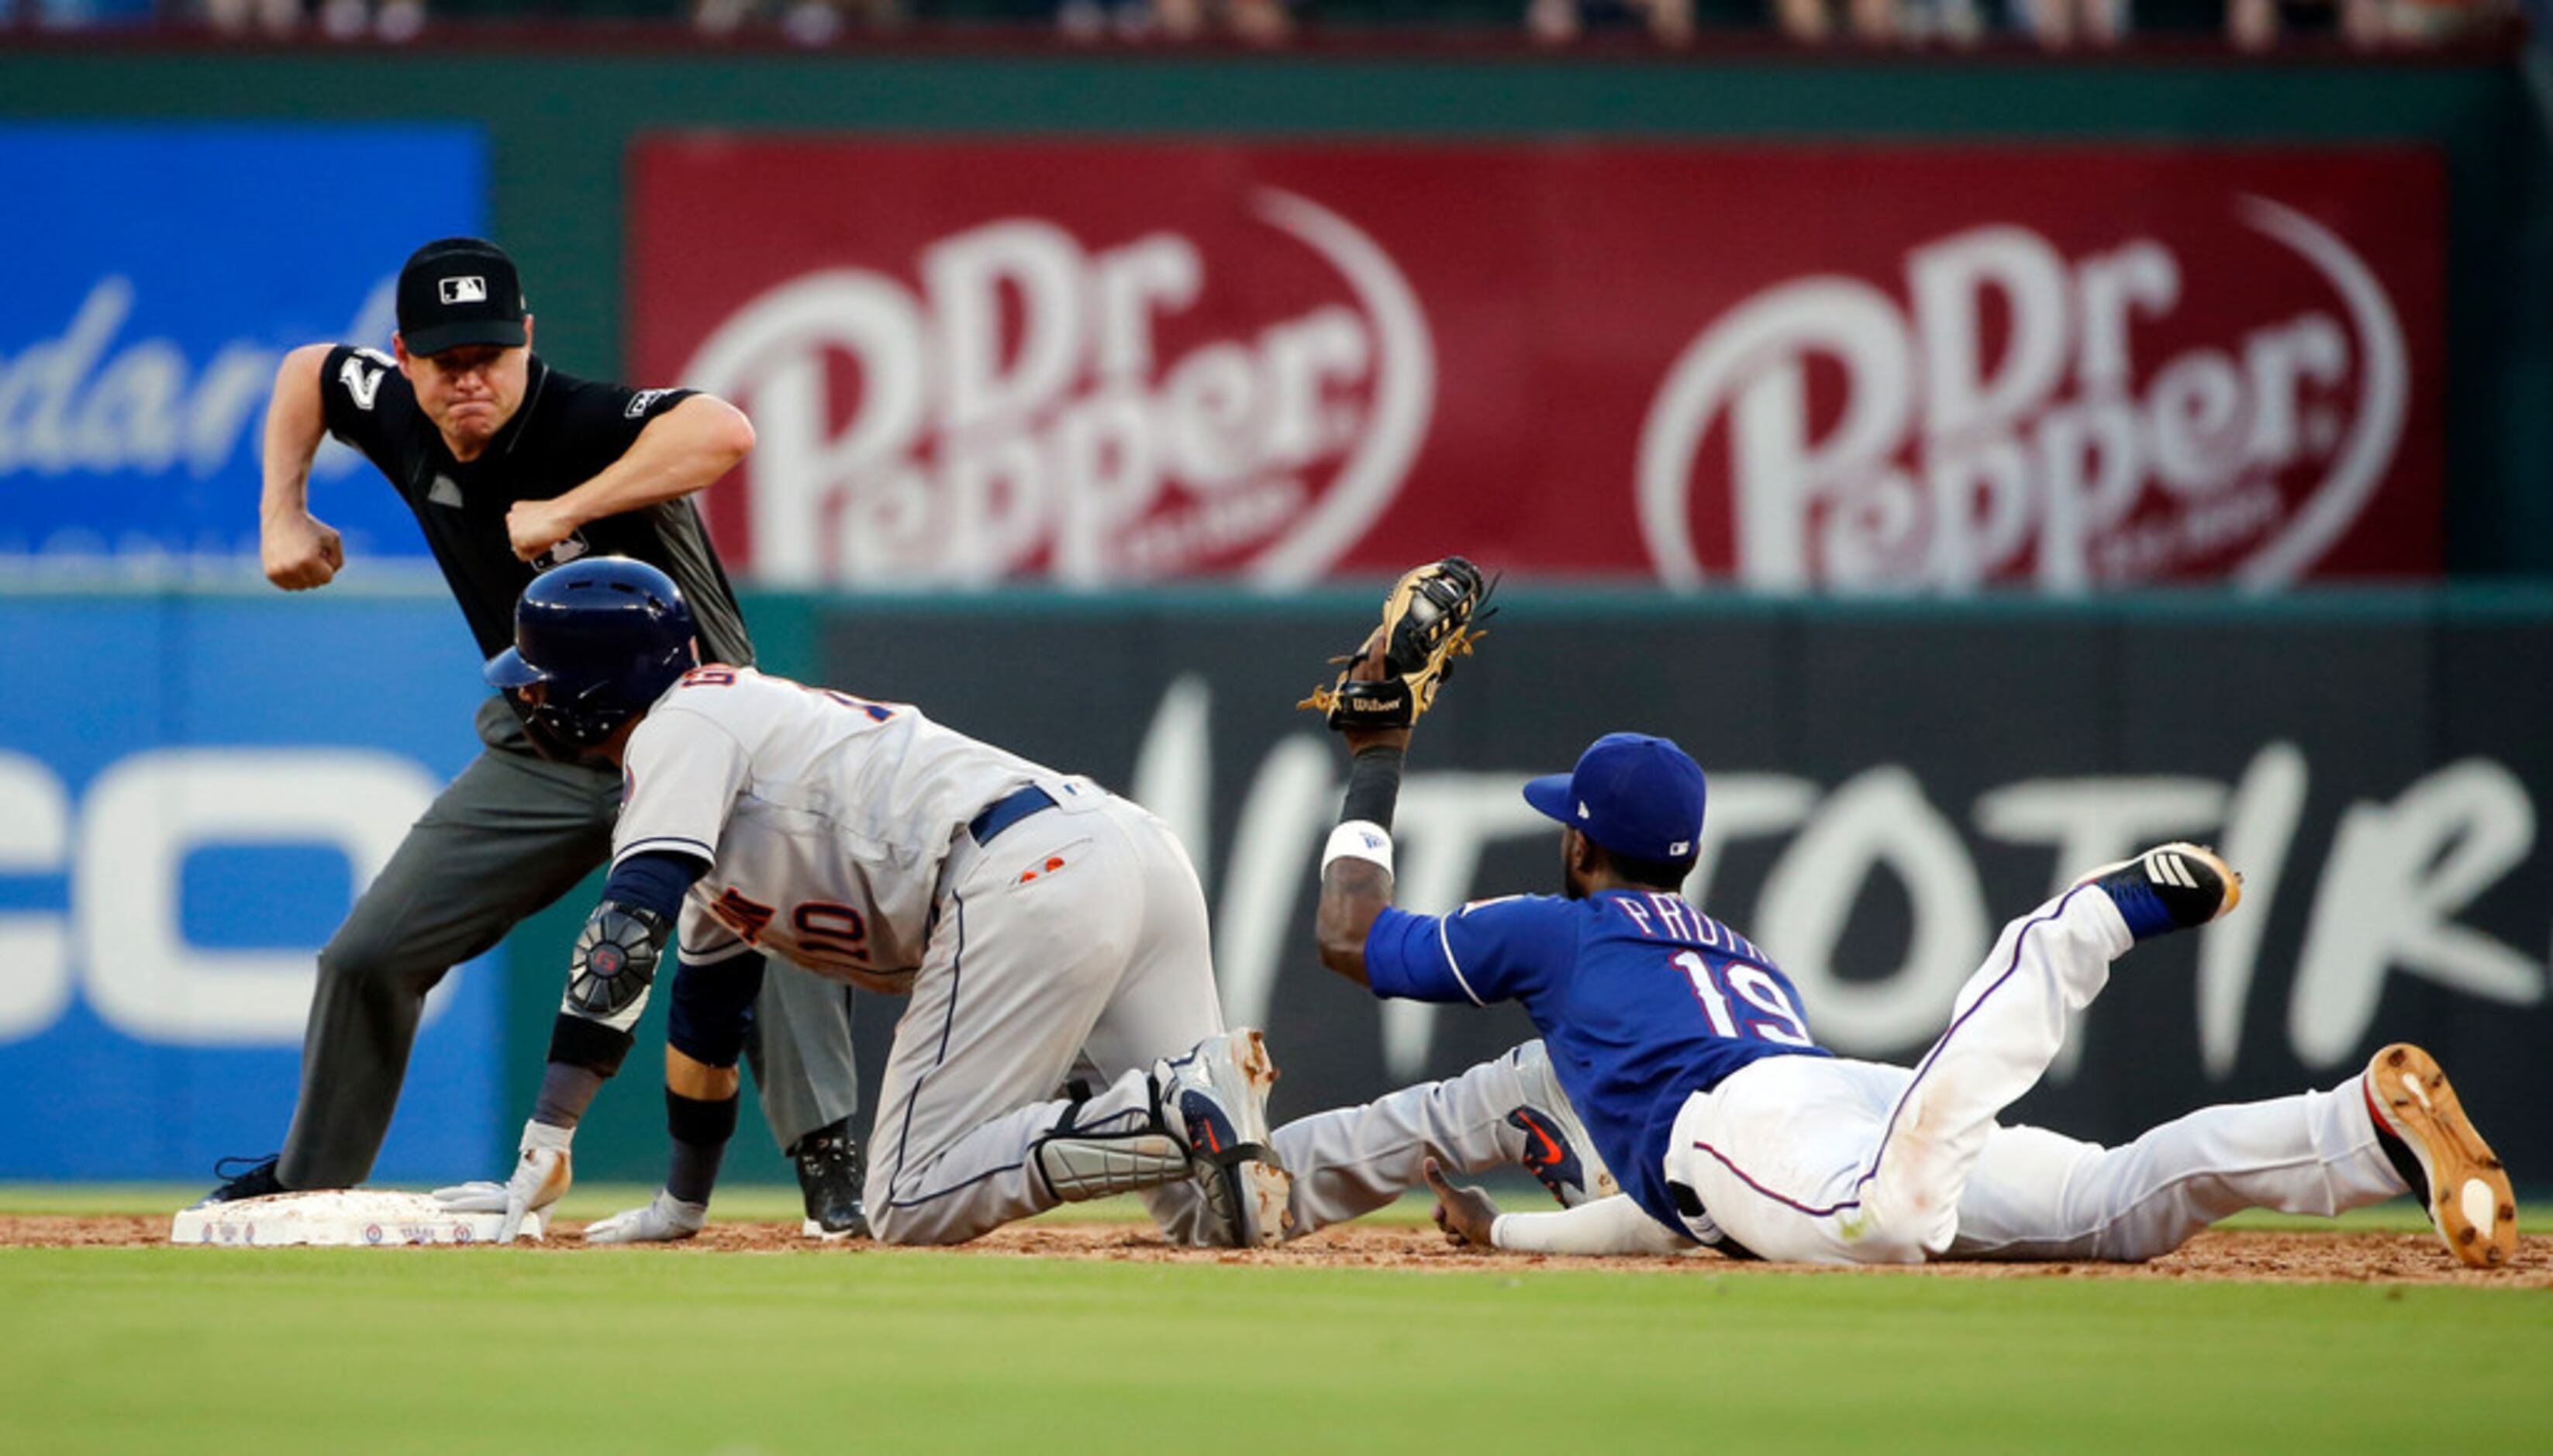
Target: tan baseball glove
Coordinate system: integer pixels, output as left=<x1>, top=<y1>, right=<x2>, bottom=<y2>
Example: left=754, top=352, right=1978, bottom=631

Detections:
left=1299, top=557, right=1497, bottom=731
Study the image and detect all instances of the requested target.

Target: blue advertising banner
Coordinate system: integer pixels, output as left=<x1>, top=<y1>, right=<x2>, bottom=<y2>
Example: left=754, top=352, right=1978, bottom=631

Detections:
left=0, top=124, right=484, bottom=568
left=0, top=592, right=498, bottom=1182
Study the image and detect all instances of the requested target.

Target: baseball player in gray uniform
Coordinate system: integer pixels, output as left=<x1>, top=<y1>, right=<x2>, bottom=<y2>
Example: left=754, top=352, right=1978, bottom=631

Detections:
left=1248, top=1039, right=1616, bottom=1236
left=202, top=238, right=868, bottom=1237
left=439, top=557, right=1291, bottom=1247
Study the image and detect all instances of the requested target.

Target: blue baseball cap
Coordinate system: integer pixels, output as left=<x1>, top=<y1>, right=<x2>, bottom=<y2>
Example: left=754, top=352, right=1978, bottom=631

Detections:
left=1521, top=732, right=1707, bottom=862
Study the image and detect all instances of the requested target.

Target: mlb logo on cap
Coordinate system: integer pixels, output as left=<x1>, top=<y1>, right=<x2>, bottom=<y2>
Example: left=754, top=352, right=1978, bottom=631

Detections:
left=1521, top=732, right=1707, bottom=863
left=397, top=236, right=529, bottom=357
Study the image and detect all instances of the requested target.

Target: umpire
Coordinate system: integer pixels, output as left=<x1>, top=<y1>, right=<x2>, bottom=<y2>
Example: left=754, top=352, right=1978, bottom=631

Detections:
left=203, top=237, right=869, bottom=1237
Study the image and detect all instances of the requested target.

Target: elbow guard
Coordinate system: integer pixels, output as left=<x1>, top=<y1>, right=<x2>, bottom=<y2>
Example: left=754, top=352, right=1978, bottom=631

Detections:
left=563, top=899, right=672, bottom=1031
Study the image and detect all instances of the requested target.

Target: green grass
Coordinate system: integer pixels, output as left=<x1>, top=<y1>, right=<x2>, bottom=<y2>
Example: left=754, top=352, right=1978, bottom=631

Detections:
left=3, top=1188, right=2547, bottom=1454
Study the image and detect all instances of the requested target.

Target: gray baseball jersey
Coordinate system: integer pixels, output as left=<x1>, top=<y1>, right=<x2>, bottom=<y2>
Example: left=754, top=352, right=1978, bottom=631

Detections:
left=608, top=666, right=1238, bottom=1244
left=614, top=667, right=1051, bottom=989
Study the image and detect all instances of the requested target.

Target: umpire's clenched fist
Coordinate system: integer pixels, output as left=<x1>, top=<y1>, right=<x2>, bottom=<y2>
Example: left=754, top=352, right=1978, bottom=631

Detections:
left=263, top=509, right=345, bottom=589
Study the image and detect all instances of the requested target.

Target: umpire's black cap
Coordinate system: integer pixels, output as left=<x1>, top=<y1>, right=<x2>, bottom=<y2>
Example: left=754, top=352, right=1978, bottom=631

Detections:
left=397, top=237, right=529, bottom=357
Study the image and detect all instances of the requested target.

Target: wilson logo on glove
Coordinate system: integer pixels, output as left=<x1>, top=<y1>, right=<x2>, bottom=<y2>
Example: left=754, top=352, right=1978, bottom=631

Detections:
left=1300, top=557, right=1497, bottom=731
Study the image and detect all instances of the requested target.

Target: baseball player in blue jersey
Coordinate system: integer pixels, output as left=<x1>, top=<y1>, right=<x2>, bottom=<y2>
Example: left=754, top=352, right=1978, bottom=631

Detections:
left=1306, top=610, right=2517, bottom=1269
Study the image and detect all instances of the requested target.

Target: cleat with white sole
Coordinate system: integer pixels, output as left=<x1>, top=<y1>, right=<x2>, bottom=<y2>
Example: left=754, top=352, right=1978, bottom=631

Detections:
left=2362, top=1043, right=2517, bottom=1271
left=1157, top=1029, right=1292, bottom=1249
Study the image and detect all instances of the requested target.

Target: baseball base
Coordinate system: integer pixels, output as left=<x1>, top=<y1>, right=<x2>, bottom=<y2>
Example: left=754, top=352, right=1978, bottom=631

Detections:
left=168, top=1190, right=546, bottom=1247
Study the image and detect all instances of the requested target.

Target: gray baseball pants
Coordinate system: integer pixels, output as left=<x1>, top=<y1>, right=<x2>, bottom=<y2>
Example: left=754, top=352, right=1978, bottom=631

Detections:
left=860, top=785, right=1232, bottom=1246
left=1271, top=1043, right=1568, bottom=1237
left=275, top=694, right=858, bottom=1189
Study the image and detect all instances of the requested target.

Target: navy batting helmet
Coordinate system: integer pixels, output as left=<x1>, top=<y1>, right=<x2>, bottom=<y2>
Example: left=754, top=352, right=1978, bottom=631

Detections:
left=485, top=557, right=698, bottom=748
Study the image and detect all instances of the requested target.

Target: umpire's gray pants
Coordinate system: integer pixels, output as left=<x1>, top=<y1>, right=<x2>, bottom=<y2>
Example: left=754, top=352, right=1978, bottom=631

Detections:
left=276, top=695, right=859, bottom=1189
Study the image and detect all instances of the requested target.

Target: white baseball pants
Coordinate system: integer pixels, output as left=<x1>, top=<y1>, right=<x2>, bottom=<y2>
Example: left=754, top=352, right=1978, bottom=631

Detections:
left=1662, top=882, right=2410, bottom=1264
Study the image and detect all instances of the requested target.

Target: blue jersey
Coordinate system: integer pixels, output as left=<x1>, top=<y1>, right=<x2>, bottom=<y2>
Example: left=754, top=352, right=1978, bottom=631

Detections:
left=1364, top=889, right=1831, bottom=1232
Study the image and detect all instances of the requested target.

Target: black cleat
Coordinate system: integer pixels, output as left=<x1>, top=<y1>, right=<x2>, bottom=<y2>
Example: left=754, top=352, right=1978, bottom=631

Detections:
left=193, top=1154, right=286, bottom=1209
left=2072, top=843, right=2241, bottom=943
left=791, top=1122, right=871, bottom=1241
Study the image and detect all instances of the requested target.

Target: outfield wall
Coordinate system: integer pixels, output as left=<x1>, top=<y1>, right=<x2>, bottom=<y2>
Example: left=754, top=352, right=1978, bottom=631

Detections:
left=0, top=50, right=2547, bottom=578
left=1, top=588, right=2515, bottom=1186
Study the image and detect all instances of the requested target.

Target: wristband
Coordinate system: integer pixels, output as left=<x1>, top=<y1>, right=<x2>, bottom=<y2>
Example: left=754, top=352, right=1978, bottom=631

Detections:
left=666, top=1089, right=741, bottom=1149
left=664, top=1091, right=737, bottom=1206
left=1340, top=743, right=1406, bottom=828
left=548, top=1013, right=635, bottom=1078
left=1322, top=820, right=1394, bottom=878
left=531, top=1061, right=606, bottom=1130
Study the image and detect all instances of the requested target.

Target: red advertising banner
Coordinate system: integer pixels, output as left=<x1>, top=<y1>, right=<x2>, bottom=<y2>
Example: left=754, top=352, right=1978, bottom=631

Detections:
left=629, top=139, right=2443, bottom=591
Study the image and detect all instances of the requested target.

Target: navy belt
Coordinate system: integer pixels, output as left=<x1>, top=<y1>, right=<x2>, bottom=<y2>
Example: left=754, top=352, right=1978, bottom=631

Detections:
left=968, top=784, right=1057, bottom=847
left=1668, top=1179, right=1759, bottom=1261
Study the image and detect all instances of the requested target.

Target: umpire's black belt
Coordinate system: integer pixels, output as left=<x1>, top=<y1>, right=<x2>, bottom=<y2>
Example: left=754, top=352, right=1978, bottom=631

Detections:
left=968, top=784, right=1057, bottom=847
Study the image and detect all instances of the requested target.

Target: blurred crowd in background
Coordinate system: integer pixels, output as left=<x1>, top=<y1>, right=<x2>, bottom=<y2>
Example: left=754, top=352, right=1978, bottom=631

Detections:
left=0, top=0, right=2528, bottom=53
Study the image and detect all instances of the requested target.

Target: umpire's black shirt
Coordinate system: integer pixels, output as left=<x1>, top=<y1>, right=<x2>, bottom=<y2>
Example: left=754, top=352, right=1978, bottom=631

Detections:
left=319, top=344, right=754, bottom=668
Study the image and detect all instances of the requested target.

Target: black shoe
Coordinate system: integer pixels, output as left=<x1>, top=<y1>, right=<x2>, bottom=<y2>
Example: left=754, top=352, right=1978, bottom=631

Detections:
left=2072, top=843, right=2241, bottom=943
left=193, top=1154, right=286, bottom=1209
left=791, top=1122, right=871, bottom=1240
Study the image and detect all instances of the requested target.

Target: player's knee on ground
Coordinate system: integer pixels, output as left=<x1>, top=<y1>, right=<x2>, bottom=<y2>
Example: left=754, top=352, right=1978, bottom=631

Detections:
left=858, top=1151, right=944, bottom=1246
left=864, top=1198, right=964, bottom=1247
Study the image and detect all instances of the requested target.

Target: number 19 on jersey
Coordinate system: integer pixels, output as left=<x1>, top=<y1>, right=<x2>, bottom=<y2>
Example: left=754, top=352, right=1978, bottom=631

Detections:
left=1673, top=951, right=1815, bottom=1047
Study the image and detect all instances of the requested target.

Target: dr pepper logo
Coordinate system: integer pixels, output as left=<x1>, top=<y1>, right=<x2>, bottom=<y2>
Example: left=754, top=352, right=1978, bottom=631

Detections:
left=640, top=142, right=2436, bottom=589
left=1638, top=199, right=2413, bottom=592
left=677, top=192, right=1431, bottom=588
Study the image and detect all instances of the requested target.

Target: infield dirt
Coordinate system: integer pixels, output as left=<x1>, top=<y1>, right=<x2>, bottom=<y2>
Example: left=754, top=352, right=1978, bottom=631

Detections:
left=8, top=1214, right=2543, bottom=1286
